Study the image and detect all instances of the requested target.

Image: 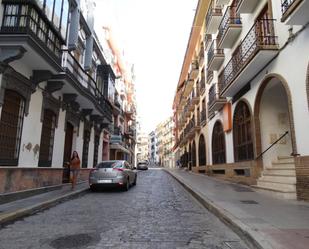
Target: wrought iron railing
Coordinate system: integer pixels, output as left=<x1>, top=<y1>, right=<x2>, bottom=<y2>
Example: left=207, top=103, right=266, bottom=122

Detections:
left=208, top=84, right=217, bottom=107
left=204, top=34, right=213, bottom=48
left=217, top=7, right=242, bottom=44
left=207, top=40, right=224, bottom=67
left=200, top=109, right=207, bottom=124
left=0, top=3, right=62, bottom=60
left=63, top=52, right=102, bottom=99
left=281, top=0, right=297, bottom=14
left=206, top=0, right=222, bottom=28
left=219, top=19, right=277, bottom=93
left=207, top=70, right=214, bottom=84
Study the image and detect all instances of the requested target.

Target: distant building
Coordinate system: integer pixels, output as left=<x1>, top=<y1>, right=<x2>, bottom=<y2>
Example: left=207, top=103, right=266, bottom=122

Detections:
left=156, top=117, right=175, bottom=168
left=136, top=132, right=149, bottom=162
left=148, top=131, right=159, bottom=164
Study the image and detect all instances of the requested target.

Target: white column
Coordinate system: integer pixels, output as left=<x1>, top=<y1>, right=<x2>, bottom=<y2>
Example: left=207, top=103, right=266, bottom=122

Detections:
left=19, top=90, right=43, bottom=167
left=87, top=127, right=95, bottom=168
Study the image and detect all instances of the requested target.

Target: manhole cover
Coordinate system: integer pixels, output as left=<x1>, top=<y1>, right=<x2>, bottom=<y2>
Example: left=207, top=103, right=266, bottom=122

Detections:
left=50, top=233, right=97, bottom=249
left=240, top=200, right=258, bottom=204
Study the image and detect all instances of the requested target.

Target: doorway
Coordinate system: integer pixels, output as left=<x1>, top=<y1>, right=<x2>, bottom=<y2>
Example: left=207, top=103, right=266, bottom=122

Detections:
left=63, top=122, right=74, bottom=183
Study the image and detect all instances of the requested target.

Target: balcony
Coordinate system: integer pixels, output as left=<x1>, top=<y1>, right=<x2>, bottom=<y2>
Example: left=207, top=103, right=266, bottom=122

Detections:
left=236, top=0, right=259, bottom=13
left=200, top=76, right=206, bottom=94
left=219, top=19, right=279, bottom=97
left=198, top=48, right=205, bottom=66
left=204, top=34, right=213, bottom=50
left=200, top=109, right=207, bottom=126
left=208, top=83, right=226, bottom=112
left=205, top=0, right=223, bottom=34
left=281, top=0, right=309, bottom=25
left=207, top=70, right=214, bottom=84
left=183, top=78, right=195, bottom=98
left=207, top=40, right=224, bottom=71
left=217, top=0, right=230, bottom=5
left=189, top=60, right=199, bottom=80
left=217, top=7, right=242, bottom=49
left=0, top=2, right=63, bottom=72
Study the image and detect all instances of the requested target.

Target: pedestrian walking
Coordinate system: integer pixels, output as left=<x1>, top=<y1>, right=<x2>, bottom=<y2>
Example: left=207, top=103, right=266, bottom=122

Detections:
left=70, top=151, right=80, bottom=190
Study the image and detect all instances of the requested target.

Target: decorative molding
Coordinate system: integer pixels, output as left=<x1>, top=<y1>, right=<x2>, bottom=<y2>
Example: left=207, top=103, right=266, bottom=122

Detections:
left=45, top=80, right=64, bottom=93
left=0, top=67, right=34, bottom=116
left=31, top=70, right=53, bottom=87
left=65, top=108, right=80, bottom=135
left=0, top=46, right=26, bottom=65
left=41, top=91, right=61, bottom=127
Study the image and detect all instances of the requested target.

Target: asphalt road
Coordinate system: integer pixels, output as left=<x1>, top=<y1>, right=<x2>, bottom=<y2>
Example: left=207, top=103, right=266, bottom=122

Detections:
left=0, top=168, right=248, bottom=249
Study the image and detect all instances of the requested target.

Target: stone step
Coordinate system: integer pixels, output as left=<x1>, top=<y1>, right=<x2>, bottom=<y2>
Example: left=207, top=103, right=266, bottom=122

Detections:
left=252, top=185, right=297, bottom=199
left=263, top=169, right=296, bottom=176
left=277, top=156, right=294, bottom=163
left=271, top=161, right=295, bottom=168
left=259, top=174, right=296, bottom=184
left=256, top=179, right=296, bottom=192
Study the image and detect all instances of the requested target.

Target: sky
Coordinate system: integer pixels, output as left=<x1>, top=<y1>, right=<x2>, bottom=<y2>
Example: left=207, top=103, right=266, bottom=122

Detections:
left=94, top=0, right=198, bottom=134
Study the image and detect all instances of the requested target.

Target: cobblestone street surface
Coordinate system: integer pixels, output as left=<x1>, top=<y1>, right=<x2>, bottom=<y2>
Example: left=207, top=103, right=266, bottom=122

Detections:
left=0, top=168, right=248, bottom=249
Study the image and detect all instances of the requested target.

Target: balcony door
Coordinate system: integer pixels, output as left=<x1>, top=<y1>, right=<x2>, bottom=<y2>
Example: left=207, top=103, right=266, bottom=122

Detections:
left=256, top=4, right=275, bottom=45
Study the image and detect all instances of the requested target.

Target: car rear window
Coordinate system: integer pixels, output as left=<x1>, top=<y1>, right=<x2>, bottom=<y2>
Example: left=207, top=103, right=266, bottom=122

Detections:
left=97, top=161, right=122, bottom=168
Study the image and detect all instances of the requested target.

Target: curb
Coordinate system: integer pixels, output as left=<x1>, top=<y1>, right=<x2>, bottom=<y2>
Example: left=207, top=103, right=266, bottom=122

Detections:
left=0, top=187, right=89, bottom=227
left=164, top=169, right=273, bottom=249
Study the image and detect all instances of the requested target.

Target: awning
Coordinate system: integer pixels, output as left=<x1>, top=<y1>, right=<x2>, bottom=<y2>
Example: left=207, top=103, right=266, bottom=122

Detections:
left=110, top=143, right=130, bottom=154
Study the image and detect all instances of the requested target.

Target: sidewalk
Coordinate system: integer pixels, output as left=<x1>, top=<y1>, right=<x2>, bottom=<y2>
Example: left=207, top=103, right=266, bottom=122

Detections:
left=0, top=182, right=89, bottom=226
left=165, top=169, right=309, bottom=249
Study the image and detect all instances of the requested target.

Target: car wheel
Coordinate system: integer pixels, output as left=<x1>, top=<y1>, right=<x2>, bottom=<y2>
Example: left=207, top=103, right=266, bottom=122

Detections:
left=90, top=185, right=96, bottom=192
left=133, top=174, right=137, bottom=186
left=124, top=178, right=130, bottom=191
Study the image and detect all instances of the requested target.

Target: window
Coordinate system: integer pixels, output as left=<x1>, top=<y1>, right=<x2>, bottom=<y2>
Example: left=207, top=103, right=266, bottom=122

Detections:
left=212, top=121, right=226, bottom=164
left=198, top=135, right=206, bottom=166
left=0, top=90, right=25, bottom=165
left=82, top=129, right=90, bottom=168
left=53, top=0, right=62, bottom=29
left=233, top=101, right=254, bottom=162
left=38, top=109, right=56, bottom=167
left=60, top=0, right=69, bottom=38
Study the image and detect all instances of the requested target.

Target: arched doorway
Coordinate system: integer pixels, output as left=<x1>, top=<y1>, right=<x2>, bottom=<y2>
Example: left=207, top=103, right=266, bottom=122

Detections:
left=198, top=134, right=206, bottom=166
left=212, top=121, right=226, bottom=164
left=192, top=141, right=196, bottom=167
left=255, top=76, right=295, bottom=167
left=233, top=101, right=254, bottom=162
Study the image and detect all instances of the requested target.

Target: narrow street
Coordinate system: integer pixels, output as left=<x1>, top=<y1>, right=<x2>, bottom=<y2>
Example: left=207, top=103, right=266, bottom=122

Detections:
left=0, top=168, right=248, bottom=249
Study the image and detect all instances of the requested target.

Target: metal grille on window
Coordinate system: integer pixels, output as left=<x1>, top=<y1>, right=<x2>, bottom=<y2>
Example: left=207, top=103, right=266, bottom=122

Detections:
left=38, top=109, right=56, bottom=167
left=82, top=129, right=90, bottom=168
left=233, top=101, right=254, bottom=162
left=0, top=90, right=25, bottom=165
left=212, top=121, right=226, bottom=164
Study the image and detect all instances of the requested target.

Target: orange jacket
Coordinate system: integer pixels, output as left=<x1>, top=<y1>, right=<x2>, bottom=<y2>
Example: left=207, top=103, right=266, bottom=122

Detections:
left=70, top=157, right=81, bottom=170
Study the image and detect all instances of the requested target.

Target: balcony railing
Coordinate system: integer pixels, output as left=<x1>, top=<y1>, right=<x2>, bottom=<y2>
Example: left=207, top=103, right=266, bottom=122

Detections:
left=217, top=6, right=242, bottom=46
left=207, top=70, right=214, bottom=84
left=200, top=76, right=206, bottom=94
left=208, top=84, right=220, bottom=107
left=200, top=109, right=207, bottom=125
left=206, top=0, right=222, bottom=30
left=281, top=0, right=298, bottom=14
left=219, top=19, right=278, bottom=94
left=1, top=3, right=62, bottom=61
left=207, top=40, right=224, bottom=69
left=204, top=34, right=213, bottom=49
left=63, top=52, right=102, bottom=99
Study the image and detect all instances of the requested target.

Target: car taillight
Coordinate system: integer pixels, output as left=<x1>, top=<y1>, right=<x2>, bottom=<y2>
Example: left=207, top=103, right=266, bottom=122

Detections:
left=113, top=168, right=124, bottom=172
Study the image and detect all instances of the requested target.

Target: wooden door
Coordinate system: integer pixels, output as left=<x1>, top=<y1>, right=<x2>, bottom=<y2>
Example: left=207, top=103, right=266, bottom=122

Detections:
left=62, top=122, right=74, bottom=183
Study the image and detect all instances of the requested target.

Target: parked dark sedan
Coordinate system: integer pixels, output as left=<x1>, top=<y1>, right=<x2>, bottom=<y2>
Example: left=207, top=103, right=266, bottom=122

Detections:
left=89, top=160, right=137, bottom=191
